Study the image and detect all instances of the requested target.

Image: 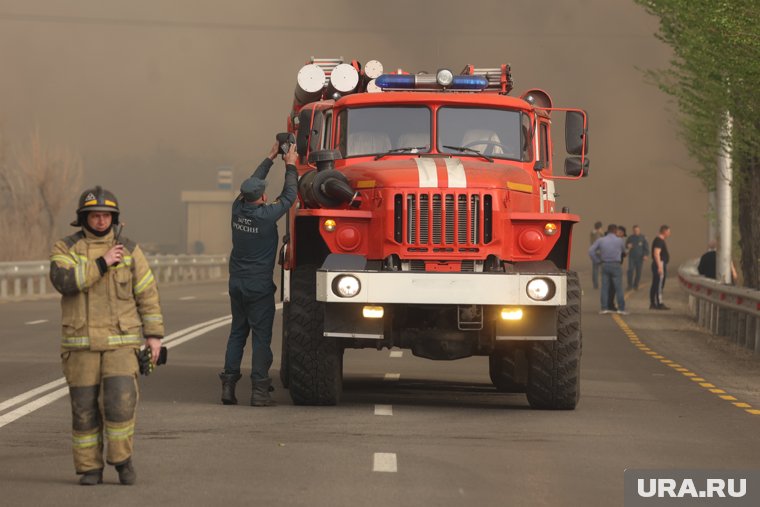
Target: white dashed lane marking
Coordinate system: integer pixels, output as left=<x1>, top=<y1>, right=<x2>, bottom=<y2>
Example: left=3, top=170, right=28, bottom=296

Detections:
left=384, top=373, right=400, bottom=381
left=179, top=296, right=196, bottom=301
left=25, top=320, right=48, bottom=325
left=374, top=405, right=393, bottom=416
left=373, top=453, right=397, bottom=473
left=389, top=350, right=403, bottom=358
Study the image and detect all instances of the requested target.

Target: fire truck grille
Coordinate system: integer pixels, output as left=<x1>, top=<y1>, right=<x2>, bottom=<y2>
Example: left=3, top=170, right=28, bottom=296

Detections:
left=394, top=192, right=492, bottom=248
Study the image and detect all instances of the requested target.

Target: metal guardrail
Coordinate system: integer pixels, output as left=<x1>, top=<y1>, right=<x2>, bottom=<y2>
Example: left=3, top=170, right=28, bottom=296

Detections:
left=679, top=259, right=760, bottom=355
left=0, top=255, right=228, bottom=299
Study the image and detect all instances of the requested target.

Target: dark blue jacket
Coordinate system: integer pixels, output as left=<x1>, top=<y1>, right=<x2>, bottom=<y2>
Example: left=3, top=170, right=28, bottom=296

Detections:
left=625, top=234, right=649, bottom=259
left=229, top=158, right=298, bottom=284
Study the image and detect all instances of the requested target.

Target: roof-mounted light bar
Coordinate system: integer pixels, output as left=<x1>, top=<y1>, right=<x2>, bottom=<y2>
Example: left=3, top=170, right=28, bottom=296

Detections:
left=375, top=71, right=488, bottom=92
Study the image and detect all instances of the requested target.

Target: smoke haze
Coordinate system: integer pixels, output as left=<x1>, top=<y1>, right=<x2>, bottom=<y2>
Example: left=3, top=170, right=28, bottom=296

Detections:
left=0, top=0, right=706, bottom=264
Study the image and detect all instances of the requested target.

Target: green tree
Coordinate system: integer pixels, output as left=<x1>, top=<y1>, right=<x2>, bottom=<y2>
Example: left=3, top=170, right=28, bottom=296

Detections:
left=635, top=0, right=760, bottom=288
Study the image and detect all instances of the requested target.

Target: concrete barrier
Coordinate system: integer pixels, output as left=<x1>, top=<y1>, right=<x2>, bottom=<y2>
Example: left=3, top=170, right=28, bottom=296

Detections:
left=679, top=259, right=760, bottom=355
left=0, top=255, right=228, bottom=300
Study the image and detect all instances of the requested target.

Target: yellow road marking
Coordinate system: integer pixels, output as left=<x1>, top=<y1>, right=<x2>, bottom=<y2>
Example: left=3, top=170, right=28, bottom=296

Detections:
left=611, top=312, right=755, bottom=417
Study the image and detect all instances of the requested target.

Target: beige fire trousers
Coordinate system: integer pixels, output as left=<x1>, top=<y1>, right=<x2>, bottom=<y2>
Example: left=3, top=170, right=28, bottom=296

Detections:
left=61, top=347, right=139, bottom=473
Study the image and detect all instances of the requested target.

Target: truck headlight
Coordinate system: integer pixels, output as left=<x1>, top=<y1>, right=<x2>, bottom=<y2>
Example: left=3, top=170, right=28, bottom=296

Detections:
left=526, top=278, right=555, bottom=301
left=332, top=275, right=361, bottom=298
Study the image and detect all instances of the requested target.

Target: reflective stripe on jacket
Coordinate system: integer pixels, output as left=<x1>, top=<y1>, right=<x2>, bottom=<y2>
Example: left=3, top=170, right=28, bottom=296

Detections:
left=50, top=228, right=164, bottom=351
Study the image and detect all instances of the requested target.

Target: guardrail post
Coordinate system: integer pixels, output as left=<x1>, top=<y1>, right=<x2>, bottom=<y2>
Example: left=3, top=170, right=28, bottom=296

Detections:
left=732, top=311, right=740, bottom=344
left=709, top=304, right=716, bottom=334
left=697, top=299, right=707, bottom=327
left=755, top=317, right=760, bottom=355
left=741, top=314, right=750, bottom=349
left=1, top=279, right=7, bottom=298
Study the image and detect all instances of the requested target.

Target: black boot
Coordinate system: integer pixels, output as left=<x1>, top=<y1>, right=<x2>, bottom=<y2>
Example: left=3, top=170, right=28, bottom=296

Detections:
left=115, top=459, right=136, bottom=485
left=251, top=378, right=276, bottom=407
left=79, top=469, right=103, bottom=486
left=219, top=372, right=242, bottom=405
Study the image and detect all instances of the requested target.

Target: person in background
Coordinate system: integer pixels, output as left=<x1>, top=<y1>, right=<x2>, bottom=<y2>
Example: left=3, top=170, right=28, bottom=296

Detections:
left=590, top=221, right=604, bottom=290
left=650, top=225, right=672, bottom=310
left=607, top=225, right=627, bottom=312
left=589, top=224, right=627, bottom=315
left=697, top=240, right=738, bottom=283
left=625, top=224, right=649, bottom=290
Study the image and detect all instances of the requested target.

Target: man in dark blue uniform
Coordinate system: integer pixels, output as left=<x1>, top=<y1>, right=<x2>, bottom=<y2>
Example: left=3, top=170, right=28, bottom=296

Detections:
left=625, top=224, right=649, bottom=290
left=219, top=141, right=298, bottom=406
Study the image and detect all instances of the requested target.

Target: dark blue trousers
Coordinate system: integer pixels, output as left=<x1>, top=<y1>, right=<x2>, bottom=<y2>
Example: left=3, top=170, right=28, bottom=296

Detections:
left=627, top=254, right=644, bottom=289
left=223, top=277, right=275, bottom=381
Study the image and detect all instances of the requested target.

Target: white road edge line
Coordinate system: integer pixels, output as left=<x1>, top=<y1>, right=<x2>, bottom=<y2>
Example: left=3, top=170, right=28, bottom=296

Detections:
left=0, top=313, right=245, bottom=429
left=164, top=319, right=231, bottom=350
left=179, top=296, right=196, bottom=301
left=0, top=378, right=67, bottom=413
left=374, top=404, right=393, bottom=416
left=162, top=315, right=231, bottom=345
left=0, top=387, right=70, bottom=429
left=389, top=350, right=403, bottom=358
left=25, top=319, right=48, bottom=325
left=373, top=452, right=398, bottom=473
left=384, top=373, right=401, bottom=381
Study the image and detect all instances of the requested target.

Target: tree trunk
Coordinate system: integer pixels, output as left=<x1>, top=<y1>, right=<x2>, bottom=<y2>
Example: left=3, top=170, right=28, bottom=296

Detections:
left=737, top=154, right=760, bottom=289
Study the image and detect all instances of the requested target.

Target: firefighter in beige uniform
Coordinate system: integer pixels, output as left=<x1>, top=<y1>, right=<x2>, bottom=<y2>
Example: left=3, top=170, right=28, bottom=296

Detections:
left=50, top=186, right=163, bottom=486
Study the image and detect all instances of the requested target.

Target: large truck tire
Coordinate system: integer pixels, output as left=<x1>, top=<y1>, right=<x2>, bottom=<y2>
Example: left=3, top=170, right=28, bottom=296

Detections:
left=526, top=271, right=582, bottom=410
left=279, top=301, right=290, bottom=388
left=287, top=264, right=343, bottom=405
left=489, top=347, right=527, bottom=393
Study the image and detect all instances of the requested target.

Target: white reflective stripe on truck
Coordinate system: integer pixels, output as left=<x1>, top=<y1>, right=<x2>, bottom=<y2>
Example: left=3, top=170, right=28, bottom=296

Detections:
left=415, top=158, right=438, bottom=188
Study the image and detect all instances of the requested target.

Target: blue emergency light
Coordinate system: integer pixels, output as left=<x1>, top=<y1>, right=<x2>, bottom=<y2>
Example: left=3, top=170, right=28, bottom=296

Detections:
left=450, top=75, right=489, bottom=90
left=376, top=72, right=488, bottom=91
left=375, top=74, right=416, bottom=89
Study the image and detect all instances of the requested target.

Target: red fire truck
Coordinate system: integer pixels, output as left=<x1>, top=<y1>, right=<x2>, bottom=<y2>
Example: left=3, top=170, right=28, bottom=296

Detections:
left=279, top=58, right=589, bottom=409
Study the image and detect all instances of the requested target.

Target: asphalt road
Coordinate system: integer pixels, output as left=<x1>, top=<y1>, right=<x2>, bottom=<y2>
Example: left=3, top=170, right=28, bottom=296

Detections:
left=1, top=277, right=758, bottom=506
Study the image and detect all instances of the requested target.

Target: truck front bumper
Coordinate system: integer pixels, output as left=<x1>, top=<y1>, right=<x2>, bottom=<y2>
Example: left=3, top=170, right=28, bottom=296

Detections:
left=316, top=270, right=567, bottom=306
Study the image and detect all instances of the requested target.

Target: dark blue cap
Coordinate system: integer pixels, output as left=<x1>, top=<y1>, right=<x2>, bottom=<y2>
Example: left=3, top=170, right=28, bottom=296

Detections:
left=240, top=177, right=266, bottom=201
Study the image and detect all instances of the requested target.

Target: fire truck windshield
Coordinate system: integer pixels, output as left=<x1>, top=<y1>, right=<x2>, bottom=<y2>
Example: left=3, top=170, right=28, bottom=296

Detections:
left=339, top=106, right=431, bottom=157
left=438, top=107, right=530, bottom=161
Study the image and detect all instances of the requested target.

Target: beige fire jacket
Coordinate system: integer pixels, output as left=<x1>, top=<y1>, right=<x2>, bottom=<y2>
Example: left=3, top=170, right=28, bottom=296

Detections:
left=49, top=229, right=164, bottom=351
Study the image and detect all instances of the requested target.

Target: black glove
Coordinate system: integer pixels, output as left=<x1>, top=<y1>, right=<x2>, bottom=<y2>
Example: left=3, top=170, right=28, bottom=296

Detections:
left=138, top=346, right=168, bottom=376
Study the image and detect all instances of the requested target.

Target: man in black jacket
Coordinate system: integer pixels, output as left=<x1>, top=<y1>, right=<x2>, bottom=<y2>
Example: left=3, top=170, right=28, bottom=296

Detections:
left=219, top=140, right=298, bottom=406
left=697, top=240, right=737, bottom=283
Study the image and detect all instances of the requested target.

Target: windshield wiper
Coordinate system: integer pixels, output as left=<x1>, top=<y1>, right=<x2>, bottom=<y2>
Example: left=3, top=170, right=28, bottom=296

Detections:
left=374, top=146, right=428, bottom=160
left=443, top=145, right=494, bottom=163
